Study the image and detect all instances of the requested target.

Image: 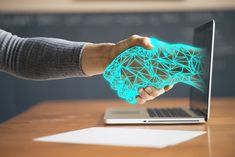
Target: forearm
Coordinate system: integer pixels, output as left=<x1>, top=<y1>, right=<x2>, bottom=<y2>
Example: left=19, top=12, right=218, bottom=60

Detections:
left=0, top=29, right=87, bottom=80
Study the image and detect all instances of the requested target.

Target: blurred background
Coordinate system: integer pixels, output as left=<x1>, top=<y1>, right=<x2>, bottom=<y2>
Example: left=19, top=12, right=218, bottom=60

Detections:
left=0, top=0, right=235, bottom=122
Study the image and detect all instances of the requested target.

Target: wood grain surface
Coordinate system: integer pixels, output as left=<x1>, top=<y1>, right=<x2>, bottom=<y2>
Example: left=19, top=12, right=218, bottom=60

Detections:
left=0, top=98, right=234, bottom=157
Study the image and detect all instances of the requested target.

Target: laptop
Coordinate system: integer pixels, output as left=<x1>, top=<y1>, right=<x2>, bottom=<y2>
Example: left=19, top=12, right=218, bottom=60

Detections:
left=104, top=20, right=215, bottom=124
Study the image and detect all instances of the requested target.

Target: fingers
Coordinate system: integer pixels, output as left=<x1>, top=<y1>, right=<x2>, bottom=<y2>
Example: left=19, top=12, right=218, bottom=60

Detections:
left=136, top=97, right=146, bottom=105
left=147, top=87, right=165, bottom=98
left=116, top=35, right=153, bottom=54
left=136, top=87, right=164, bottom=105
left=139, top=88, right=155, bottom=100
left=136, top=85, right=174, bottom=104
left=127, top=35, right=153, bottom=50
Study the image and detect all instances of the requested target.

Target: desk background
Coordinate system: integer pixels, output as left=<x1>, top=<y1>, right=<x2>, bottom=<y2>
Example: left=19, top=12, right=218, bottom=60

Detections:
left=0, top=11, right=235, bottom=122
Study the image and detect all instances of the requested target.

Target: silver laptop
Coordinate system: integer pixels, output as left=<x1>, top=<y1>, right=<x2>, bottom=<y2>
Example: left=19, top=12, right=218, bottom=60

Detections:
left=104, top=20, right=215, bottom=124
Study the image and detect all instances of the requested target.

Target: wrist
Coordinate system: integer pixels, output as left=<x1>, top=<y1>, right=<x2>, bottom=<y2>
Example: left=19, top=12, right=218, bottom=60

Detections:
left=81, top=43, right=115, bottom=76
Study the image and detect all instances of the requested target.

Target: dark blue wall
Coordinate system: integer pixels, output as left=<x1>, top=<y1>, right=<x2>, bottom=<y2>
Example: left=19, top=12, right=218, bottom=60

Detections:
left=1, top=11, right=235, bottom=122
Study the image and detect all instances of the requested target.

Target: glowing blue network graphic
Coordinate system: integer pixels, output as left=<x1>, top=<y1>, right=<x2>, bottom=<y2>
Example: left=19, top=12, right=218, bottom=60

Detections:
left=103, top=38, right=207, bottom=104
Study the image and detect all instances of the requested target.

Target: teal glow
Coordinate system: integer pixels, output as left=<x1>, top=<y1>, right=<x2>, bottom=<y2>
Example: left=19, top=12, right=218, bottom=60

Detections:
left=103, top=38, right=207, bottom=104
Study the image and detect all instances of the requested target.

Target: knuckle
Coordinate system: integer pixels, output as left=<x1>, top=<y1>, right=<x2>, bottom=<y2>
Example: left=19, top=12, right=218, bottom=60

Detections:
left=143, top=37, right=149, bottom=42
left=131, top=34, right=139, bottom=38
left=130, top=35, right=139, bottom=42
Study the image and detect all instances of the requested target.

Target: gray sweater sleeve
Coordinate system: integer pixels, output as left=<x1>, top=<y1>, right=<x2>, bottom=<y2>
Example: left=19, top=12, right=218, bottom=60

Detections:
left=0, top=29, right=87, bottom=80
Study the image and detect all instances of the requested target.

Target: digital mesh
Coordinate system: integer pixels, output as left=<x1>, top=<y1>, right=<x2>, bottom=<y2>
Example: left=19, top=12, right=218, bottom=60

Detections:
left=104, top=38, right=207, bottom=104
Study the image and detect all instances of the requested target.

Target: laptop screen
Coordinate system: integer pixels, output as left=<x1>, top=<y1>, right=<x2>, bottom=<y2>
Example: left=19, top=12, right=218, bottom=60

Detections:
left=190, top=20, right=215, bottom=121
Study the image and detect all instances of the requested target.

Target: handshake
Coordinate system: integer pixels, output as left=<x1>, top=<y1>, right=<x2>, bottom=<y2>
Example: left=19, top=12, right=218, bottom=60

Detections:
left=103, top=37, right=207, bottom=105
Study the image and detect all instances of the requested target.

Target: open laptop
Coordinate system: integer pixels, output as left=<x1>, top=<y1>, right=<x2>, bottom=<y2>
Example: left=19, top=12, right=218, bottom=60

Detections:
left=104, top=20, right=215, bottom=124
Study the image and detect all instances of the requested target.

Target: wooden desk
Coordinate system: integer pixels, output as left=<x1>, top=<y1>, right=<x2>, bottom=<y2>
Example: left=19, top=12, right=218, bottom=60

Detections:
left=0, top=98, right=234, bottom=157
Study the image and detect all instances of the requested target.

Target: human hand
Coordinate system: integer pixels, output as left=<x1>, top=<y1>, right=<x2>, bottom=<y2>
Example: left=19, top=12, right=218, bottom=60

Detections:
left=81, top=35, right=153, bottom=76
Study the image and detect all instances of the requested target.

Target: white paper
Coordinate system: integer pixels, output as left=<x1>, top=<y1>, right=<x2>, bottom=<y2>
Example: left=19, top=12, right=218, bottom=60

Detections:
left=34, top=127, right=206, bottom=148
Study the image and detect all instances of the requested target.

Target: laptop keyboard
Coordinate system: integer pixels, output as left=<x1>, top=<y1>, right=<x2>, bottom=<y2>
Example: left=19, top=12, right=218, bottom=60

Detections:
left=147, top=108, right=192, bottom=118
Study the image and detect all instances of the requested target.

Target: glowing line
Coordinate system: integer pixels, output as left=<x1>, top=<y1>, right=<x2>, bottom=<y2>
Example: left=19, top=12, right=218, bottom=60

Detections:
left=104, top=38, right=207, bottom=104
